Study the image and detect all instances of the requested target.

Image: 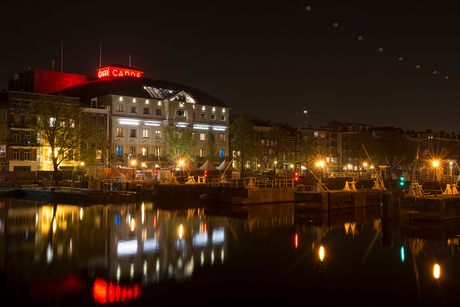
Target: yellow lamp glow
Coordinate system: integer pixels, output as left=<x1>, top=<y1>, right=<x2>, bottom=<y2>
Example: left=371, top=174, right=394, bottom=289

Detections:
left=319, top=245, right=325, bottom=261
left=179, top=224, right=184, bottom=239
left=130, top=218, right=135, bottom=232
left=179, top=160, right=184, bottom=166
left=433, top=263, right=441, bottom=279
left=433, top=160, right=439, bottom=167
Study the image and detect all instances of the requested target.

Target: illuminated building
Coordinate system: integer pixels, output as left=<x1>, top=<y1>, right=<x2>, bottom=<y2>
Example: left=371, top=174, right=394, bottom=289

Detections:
left=60, top=65, right=230, bottom=168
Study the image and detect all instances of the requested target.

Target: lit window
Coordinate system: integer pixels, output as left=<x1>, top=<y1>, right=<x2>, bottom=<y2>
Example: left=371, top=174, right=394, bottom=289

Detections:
left=155, top=130, right=162, bottom=139
left=220, top=150, right=224, bottom=158
left=116, top=146, right=123, bottom=156
left=142, top=147, right=148, bottom=156
left=219, top=134, right=225, bottom=142
left=200, top=149, right=205, bottom=157
left=143, top=129, right=150, bottom=138
left=200, top=133, right=206, bottom=141
left=116, top=128, right=123, bottom=137
left=130, top=147, right=136, bottom=155
left=50, top=117, right=56, bottom=127
left=13, top=149, right=19, bottom=160
left=158, top=101, right=161, bottom=106
left=116, top=105, right=124, bottom=112
left=155, top=147, right=160, bottom=156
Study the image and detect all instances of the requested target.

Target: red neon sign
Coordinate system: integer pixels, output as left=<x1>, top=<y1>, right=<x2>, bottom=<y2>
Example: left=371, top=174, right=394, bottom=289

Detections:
left=97, top=66, right=144, bottom=79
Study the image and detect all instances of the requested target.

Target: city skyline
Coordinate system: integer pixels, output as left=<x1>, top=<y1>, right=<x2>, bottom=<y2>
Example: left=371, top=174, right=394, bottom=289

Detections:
left=2, top=0, right=460, bottom=132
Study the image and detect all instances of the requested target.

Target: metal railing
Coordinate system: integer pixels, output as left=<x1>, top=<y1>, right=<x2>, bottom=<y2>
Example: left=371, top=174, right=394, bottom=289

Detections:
left=207, top=177, right=295, bottom=188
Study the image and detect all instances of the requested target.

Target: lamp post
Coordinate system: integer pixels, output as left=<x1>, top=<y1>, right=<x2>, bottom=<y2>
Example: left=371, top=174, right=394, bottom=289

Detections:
left=433, top=160, right=439, bottom=189
left=131, top=160, right=137, bottom=180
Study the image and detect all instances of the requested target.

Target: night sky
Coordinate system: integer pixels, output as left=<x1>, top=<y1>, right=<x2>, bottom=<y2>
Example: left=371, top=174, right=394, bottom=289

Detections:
left=2, top=1, right=460, bottom=133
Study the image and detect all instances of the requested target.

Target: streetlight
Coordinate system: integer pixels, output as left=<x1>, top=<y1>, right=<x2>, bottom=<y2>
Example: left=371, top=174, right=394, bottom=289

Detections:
left=433, top=160, right=439, bottom=189
left=131, top=159, right=137, bottom=180
left=316, top=160, right=325, bottom=181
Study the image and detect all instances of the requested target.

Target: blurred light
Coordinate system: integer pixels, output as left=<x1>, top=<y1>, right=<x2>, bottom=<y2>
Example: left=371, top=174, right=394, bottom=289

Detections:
left=179, top=160, right=185, bottom=166
left=295, top=233, right=298, bottom=249
left=52, top=217, right=57, bottom=233
left=433, top=160, right=439, bottom=167
left=130, top=218, right=135, bottom=232
left=401, top=246, right=405, bottom=262
left=179, top=224, right=184, bottom=239
left=80, top=207, right=83, bottom=220
left=319, top=245, right=325, bottom=261
left=434, top=264, right=441, bottom=279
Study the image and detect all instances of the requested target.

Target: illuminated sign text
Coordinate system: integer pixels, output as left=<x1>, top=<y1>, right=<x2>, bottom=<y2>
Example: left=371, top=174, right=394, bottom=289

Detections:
left=97, top=66, right=144, bottom=79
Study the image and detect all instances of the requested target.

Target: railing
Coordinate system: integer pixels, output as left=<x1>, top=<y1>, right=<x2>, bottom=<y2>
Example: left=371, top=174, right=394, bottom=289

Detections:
left=207, top=177, right=295, bottom=188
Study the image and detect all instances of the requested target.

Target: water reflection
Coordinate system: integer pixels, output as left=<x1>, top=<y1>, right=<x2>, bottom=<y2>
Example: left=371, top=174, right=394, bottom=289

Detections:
left=1, top=198, right=460, bottom=305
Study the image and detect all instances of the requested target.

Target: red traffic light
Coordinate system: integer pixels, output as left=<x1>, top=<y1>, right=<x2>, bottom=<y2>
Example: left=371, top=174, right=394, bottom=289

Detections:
left=204, top=170, right=208, bottom=178
left=294, top=172, right=299, bottom=182
left=154, top=169, right=158, bottom=177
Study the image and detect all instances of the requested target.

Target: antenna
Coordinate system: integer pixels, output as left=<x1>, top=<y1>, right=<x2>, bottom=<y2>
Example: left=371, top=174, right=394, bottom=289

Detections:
left=129, top=55, right=131, bottom=67
left=61, top=42, right=63, bottom=72
left=99, top=42, right=102, bottom=68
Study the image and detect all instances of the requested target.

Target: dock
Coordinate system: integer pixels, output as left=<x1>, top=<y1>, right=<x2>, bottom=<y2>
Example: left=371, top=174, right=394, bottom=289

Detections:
left=295, top=189, right=383, bottom=211
left=399, top=192, right=460, bottom=221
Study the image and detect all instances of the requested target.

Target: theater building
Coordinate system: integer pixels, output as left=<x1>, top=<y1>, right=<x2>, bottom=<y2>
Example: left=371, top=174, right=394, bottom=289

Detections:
left=60, top=65, right=230, bottom=168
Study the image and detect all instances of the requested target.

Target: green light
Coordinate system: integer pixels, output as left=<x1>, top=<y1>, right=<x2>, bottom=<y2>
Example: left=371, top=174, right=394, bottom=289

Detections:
left=400, top=182, right=405, bottom=186
left=400, top=176, right=404, bottom=181
left=401, top=246, right=405, bottom=262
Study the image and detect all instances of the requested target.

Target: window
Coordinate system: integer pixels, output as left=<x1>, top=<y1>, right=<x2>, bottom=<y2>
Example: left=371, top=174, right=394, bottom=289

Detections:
left=143, top=129, right=150, bottom=138
left=155, top=147, right=160, bottom=156
left=220, top=115, right=226, bottom=121
left=220, top=150, right=224, bottom=158
left=176, top=110, right=185, bottom=117
left=14, top=131, right=19, bottom=142
left=155, top=130, right=162, bottom=139
left=116, top=128, right=123, bottom=137
left=116, top=105, right=124, bottom=112
left=91, top=116, right=96, bottom=124
left=142, top=147, right=148, bottom=156
left=130, top=147, right=136, bottom=156
left=143, top=108, right=150, bottom=114
left=99, top=117, right=104, bottom=125
left=210, top=114, right=216, bottom=120
left=193, top=113, right=196, bottom=119
left=14, top=100, right=20, bottom=109
left=200, top=133, right=206, bottom=141
left=156, top=109, right=161, bottom=115
left=130, top=107, right=137, bottom=113
left=24, top=149, right=30, bottom=160
left=13, top=114, right=20, bottom=126
left=130, top=129, right=136, bottom=137
left=24, top=101, right=30, bottom=109
left=200, top=149, right=205, bottom=157
left=25, top=131, right=30, bottom=143
left=13, top=149, right=19, bottom=160
left=116, top=146, right=123, bottom=156
left=219, top=134, right=225, bottom=142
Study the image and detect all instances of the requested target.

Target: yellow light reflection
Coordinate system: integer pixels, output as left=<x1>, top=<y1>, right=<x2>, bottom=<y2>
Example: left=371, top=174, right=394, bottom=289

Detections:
left=80, top=208, right=83, bottom=220
left=130, top=218, right=135, bottom=232
left=179, top=224, right=184, bottom=239
left=52, top=217, right=57, bottom=233
left=319, top=245, right=325, bottom=261
left=433, top=263, right=441, bottom=279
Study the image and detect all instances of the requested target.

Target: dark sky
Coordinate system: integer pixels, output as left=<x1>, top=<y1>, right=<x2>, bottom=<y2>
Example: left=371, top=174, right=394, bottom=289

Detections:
left=2, top=0, right=460, bottom=133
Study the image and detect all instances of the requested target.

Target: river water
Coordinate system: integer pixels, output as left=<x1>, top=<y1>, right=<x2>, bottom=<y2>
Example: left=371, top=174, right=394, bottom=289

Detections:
left=0, top=197, right=459, bottom=306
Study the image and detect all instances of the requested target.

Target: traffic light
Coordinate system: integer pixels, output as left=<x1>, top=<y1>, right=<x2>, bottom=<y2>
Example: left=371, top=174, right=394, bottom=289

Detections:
left=154, top=169, right=158, bottom=179
left=204, top=170, right=208, bottom=178
left=399, top=175, right=404, bottom=186
left=294, top=172, right=299, bottom=182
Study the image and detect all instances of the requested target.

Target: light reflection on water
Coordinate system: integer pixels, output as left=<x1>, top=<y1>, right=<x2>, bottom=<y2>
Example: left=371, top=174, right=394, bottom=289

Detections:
left=0, top=198, right=460, bottom=305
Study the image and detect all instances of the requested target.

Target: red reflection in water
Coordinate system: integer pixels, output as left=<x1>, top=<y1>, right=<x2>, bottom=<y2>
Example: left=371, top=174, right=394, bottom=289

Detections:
left=30, top=274, right=84, bottom=297
left=204, top=221, right=207, bottom=233
left=93, top=278, right=141, bottom=304
left=295, top=233, right=298, bottom=249
left=153, top=216, right=157, bottom=229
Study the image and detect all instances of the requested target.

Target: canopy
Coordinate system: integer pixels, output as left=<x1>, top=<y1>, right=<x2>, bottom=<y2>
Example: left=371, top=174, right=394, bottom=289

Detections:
left=181, top=162, right=201, bottom=172
left=217, top=160, right=236, bottom=172
left=199, top=160, right=217, bottom=171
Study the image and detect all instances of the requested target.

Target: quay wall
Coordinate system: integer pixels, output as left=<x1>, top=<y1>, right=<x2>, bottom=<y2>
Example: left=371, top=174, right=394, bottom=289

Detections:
left=202, top=186, right=296, bottom=204
left=400, top=196, right=460, bottom=221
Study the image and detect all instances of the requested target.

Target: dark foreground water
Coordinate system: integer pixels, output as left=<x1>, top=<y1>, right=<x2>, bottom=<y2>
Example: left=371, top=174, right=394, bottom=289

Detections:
left=0, top=197, right=459, bottom=306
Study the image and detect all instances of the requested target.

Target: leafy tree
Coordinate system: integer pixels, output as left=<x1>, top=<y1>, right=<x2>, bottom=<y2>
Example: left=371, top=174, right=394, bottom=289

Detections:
left=230, top=116, right=262, bottom=176
left=26, top=95, right=105, bottom=180
left=163, top=123, right=198, bottom=162
left=204, top=130, right=219, bottom=164
left=266, top=124, right=293, bottom=164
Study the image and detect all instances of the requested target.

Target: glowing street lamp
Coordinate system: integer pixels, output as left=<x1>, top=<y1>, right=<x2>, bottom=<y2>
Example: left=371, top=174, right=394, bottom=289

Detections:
left=433, top=263, right=441, bottom=279
left=433, top=160, right=439, bottom=188
left=319, top=245, right=325, bottom=261
left=131, top=160, right=137, bottom=180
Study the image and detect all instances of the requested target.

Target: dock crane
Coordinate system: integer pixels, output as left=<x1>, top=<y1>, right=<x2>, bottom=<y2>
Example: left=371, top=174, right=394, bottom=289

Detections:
left=295, top=105, right=327, bottom=127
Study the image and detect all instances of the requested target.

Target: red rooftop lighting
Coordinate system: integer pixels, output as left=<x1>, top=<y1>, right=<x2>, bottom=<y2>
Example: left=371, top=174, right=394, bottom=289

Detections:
left=97, top=66, right=144, bottom=79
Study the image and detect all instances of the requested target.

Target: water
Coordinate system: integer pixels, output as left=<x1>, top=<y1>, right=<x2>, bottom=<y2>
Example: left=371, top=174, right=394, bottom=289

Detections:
left=0, top=197, right=459, bottom=306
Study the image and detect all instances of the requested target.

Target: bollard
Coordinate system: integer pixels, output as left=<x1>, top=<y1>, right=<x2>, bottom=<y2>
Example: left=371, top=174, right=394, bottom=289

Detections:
left=380, top=191, right=393, bottom=220
left=136, top=184, right=143, bottom=194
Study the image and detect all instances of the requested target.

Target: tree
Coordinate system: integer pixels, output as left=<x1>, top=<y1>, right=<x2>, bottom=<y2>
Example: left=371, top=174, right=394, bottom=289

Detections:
left=163, top=123, right=198, bottom=162
left=26, top=95, right=105, bottom=180
left=230, top=116, right=262, bottom=176
left=204, top=130, right=219, bottom=164
left=266, top=124, right=293, bottom=165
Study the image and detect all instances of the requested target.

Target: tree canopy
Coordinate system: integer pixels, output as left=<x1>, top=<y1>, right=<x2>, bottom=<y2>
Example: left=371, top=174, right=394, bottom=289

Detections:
left=26, top=95, right=105, bottom=179
left=163, top=123, right=198, bottom=162
left=230, top=116, right=262, bottom=175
